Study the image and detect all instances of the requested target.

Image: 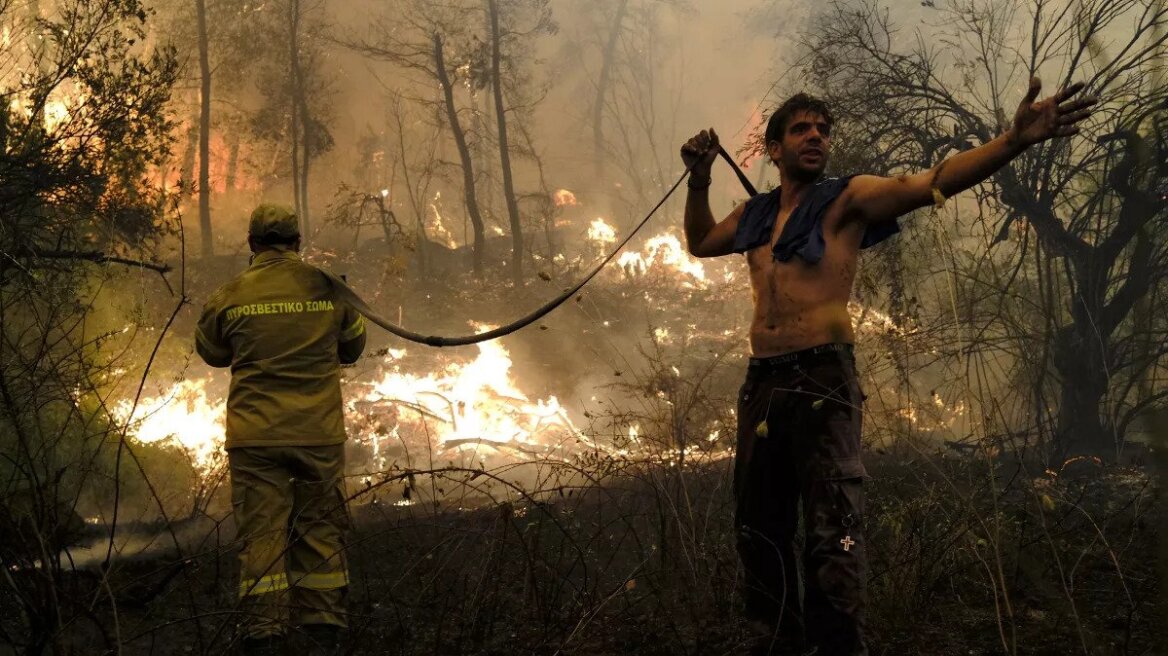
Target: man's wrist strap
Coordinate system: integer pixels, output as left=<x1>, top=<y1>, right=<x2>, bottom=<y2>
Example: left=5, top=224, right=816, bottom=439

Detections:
left=688, top=173, right=711, bottom=189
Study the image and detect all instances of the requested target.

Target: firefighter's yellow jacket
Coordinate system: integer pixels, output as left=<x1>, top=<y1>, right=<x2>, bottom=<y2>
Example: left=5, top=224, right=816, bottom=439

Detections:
left=195, top=249, right=366, bottom=448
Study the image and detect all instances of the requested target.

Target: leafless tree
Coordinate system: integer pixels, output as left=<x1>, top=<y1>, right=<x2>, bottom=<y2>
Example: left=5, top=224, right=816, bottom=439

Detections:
left=797, top=0, right=1167, bottom=458
left=571, top=0, right=691, bottom=220
left=387, top=92, right=443, bottom=276
left=486, top=0, right=554, bottom=284
left=345, top=1, right=491, bottom=275
left=157, top=0, right=278, bottom=255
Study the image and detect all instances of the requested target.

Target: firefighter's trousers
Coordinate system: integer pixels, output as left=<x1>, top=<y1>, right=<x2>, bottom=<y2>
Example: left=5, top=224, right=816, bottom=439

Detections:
left=228, top=444, right=350, bottom=638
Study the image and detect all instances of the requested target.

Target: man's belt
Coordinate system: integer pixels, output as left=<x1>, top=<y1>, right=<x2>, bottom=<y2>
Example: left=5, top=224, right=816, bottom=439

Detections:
left=748, top=343, right=854, bottom=368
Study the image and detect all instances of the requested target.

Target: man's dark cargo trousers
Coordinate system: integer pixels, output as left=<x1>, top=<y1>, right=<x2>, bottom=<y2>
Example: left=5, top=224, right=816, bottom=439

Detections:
left=734, top=343, right=868, bottom=655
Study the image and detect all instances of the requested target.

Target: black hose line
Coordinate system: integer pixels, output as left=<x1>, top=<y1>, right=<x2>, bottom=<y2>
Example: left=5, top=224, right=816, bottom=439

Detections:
left=326, top=145, right=755, bottom=347
left=720, top=146, right=757, bottom=197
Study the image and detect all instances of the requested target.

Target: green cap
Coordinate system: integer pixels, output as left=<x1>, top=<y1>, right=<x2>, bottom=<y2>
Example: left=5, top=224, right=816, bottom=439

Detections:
left=248, top=204, right=299, bottom=243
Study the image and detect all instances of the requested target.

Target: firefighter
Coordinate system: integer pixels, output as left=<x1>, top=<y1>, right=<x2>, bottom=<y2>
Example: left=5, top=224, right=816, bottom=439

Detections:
left=196, top=204, right=366, bottom=655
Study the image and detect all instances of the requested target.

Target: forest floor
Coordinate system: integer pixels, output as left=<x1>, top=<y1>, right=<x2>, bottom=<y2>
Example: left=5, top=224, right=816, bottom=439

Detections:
left=9, top=449, right=1163, bottom=656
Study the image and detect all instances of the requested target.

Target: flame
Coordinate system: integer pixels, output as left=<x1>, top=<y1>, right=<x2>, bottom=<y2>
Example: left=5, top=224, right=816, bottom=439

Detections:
left=427, top=192, right=458, bottom=248
left=643, top=234, right=706, bottom=282
left=113, top=335, right=595, bottom=483
left=616, top=251, right=643, bottom=273
left=113, top=379, right=225, bottom=473
left=616, top=232, right=708, bottom=287
left=587, top=218, right=617, bottom=247
left=849, top=302, right=914, bottom=337
left=553, top=189, right=578, bottom=207
left=893, top=393, right=966, bottom=432
left=43, top=99, right=70, bottom=132
left=8, top=88, right=86, bottom=133
left=142, top=119, right=266, bottom=193
left=106, top=321, right=753, bottom=489
left=359, top=334, right=581, bottom=458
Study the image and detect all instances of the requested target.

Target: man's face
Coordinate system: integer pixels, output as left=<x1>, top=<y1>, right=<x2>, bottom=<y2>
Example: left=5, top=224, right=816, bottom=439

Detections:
left=767, top=110, right=831, bottom=182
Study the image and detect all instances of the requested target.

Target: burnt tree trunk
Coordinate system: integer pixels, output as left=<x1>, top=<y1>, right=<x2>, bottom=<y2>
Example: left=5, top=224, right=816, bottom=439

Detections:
left=225, top=132, right=240, bottom=191
left=180, top=119, right=197, bottom=199
left=196, top=0, right=213, bottom=257
left=488, top=0, right=523, bottom=284
left=433, top=32, right=485, bottom=276
left=592, top=0, right=628, bottom=183
left=288, top=0, right=306, bottom=236
left=1001, top=130, right=1162, bottom=460
left=1051, top=294, right=1112, bottom=458
left=297, top=89, right=311, bottom=235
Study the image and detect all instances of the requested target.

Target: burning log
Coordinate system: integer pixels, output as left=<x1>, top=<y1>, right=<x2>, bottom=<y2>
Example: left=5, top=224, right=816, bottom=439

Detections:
left=440, top=437, right=547, bottom=456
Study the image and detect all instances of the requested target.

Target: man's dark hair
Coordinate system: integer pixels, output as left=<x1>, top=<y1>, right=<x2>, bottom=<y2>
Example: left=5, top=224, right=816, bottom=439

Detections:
left=765, top=93, right=834, bottom=144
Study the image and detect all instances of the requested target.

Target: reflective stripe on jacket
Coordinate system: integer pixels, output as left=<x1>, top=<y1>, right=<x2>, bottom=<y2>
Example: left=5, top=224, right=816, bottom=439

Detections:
left=195, top=250, right=366, bottom=448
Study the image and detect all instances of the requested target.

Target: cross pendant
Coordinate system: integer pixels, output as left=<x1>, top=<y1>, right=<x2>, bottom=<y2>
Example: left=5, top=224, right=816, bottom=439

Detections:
left=840, top=534, right=855, bottom=552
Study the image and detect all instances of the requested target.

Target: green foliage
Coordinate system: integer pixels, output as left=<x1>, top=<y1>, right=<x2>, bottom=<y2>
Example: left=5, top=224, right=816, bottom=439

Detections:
left=242, top=1, right=334, bottom=166
left=0, top=3, right=180, bottom=648
left=0, top=0, right=178, bottom=261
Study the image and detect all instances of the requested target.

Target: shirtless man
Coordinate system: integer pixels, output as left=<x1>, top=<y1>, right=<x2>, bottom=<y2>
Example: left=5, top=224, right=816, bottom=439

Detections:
left=681, top=80, right=1096, bottom=655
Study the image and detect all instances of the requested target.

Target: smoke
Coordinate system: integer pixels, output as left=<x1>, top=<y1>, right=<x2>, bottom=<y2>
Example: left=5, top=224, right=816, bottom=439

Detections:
left=94, top=0, right=984, bottom=532
left=64, top=515, right=233, bottom=571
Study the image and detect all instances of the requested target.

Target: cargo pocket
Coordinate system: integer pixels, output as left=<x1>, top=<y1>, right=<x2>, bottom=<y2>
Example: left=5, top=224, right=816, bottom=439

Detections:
left=800, top=361, right=864, bottom=466
left=807, top=458, right=866, bottom=553
left=804, top=476, right=866, bottom=656
left=806, top=461, right=867, bottom=604
left=824, top=460, right=865, bottom=534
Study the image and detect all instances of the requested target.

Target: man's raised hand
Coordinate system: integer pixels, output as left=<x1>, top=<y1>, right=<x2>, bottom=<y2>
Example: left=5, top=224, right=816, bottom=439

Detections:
left=680, top=128, right=721, bottom=175
left=1010, top=77, right=1098, bottom=147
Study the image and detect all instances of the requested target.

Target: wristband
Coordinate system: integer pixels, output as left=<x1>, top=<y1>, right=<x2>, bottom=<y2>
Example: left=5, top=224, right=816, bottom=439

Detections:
left=687, top=173, right=711, bottom=190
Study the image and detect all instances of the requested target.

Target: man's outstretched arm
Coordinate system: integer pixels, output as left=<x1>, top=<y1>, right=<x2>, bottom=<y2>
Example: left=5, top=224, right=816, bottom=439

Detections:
left=845, top=78, right=1097, bottom=225
left=681, top=127, right=743, bottom=258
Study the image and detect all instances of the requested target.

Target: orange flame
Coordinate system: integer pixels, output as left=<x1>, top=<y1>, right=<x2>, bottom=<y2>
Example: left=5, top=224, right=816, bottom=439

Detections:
left=119, top=333, right=597, bottom=481
left=587, top=218, right=617, bottom=247
left=553, top=189, right=578, bottom=207
left=113, top=379, right=225, bottom=473
left=359, top=332, right=580, bottom=453
left=616, top=233, right=708, bottom=288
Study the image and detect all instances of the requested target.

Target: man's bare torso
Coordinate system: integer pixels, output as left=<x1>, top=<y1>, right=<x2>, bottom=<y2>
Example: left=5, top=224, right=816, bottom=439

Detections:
left=746, top=195, right=864, bottom=357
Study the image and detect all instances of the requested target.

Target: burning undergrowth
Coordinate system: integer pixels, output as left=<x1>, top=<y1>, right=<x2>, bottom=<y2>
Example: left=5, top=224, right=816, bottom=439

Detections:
left=108, top=225, right=752, bottom=518
left=108, top=216, right=958, bottom=520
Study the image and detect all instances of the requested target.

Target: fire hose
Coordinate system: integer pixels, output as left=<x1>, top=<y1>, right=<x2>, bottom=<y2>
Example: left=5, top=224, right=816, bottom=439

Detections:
left=325, top=146, right=757, bottom=347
